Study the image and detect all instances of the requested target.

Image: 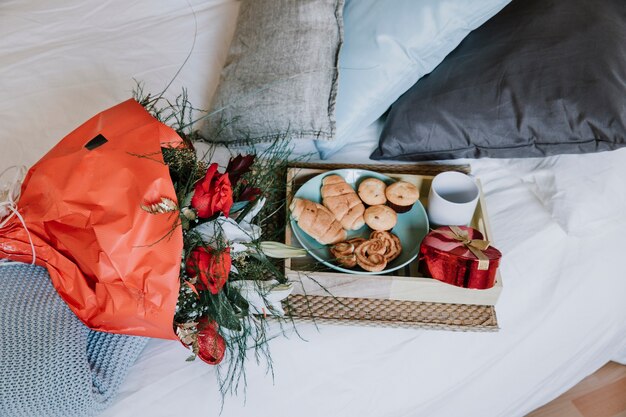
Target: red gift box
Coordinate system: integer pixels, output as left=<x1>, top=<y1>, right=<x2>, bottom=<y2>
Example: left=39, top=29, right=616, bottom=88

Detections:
left=419, top=225, right=502, bottom=289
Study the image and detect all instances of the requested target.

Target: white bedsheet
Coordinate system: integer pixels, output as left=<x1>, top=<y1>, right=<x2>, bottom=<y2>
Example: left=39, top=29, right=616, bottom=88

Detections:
left=1, top=1, right=625, bottom=416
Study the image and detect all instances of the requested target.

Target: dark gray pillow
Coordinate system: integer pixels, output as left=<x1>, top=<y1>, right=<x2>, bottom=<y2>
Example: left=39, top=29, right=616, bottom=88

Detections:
left=207, top=0, right=344, bottom=145
left=372, top=0, right=626, bottom=161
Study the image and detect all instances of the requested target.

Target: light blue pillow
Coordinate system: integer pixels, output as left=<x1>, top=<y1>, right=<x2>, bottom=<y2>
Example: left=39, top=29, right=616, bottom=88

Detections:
left=316, top=0, right=512, bottom=159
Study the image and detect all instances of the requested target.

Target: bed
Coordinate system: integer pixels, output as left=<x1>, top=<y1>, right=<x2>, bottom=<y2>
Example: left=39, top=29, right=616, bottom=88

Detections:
left=1, top=0, right=625, bottom=416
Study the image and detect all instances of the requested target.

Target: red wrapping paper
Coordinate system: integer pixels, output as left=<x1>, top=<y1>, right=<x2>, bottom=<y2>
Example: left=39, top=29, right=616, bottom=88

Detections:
left=0, top=99, right=183, bottom=339
left=418, top=226, right=502, bottom=289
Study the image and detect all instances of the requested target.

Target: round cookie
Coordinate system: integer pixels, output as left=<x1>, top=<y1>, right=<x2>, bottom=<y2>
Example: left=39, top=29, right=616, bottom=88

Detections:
left=364, top=205, right=397, bottom=231
left=357, top=178, right=387, bottom=206
left=385, top=181, right=419, bottom=213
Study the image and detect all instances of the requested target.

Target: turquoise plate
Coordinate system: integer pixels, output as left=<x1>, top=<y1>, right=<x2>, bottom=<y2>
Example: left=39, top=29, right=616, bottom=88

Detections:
left=290, top=169, right=429, bottom=275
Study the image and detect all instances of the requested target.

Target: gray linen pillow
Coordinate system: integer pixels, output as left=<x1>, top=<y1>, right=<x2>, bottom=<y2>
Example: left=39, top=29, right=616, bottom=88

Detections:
left=207, top=0, right=344, bottom=145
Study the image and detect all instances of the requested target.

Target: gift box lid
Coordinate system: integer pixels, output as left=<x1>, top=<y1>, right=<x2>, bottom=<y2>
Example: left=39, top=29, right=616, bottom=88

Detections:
left=420, top=225, right=502, bottom=263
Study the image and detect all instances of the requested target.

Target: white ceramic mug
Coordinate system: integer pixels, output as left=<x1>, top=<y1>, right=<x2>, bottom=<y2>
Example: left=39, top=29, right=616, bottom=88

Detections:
left=427, top=171, right=479, bottom=227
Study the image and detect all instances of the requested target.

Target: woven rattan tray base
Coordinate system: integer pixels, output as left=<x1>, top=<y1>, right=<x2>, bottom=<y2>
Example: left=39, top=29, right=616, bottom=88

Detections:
left=284, top=295, right=498, bottom=331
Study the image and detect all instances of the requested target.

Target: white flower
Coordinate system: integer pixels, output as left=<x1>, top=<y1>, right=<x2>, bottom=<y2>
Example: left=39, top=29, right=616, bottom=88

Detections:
left=240, top=197, right=266, bottom=224
left=258, top=241, right=307, bottom=258
left=193, top=198, right=266, bottom=253
left=229, top=280, right=294, bottom=316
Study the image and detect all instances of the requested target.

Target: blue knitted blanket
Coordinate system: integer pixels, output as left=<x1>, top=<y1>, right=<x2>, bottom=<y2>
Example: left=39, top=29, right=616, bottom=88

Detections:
left=0, top=263, right=148, bottom=417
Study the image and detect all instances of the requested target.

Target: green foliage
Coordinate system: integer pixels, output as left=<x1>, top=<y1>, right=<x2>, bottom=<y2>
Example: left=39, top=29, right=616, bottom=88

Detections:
left=134, top=82, right=300, bottom=398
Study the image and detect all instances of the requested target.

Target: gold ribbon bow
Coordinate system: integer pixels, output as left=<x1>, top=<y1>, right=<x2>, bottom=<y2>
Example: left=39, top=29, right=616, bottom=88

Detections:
left=433, top=225, right=491, bottom=271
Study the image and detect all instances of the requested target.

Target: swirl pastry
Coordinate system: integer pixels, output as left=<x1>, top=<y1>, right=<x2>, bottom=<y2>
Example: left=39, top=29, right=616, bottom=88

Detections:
left=355, top=238, right=388, bottom=272
left=330, top=238, right=367, bottom=268
left=370, top=231, right=402, bottom=262
left=330, top=241, right=357, bottom=268
left=346, top=237, right=367, bottom=247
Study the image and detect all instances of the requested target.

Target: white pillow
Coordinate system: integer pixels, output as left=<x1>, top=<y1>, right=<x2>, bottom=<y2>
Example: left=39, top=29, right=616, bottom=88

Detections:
left=316, top=0, right=511, bottom=159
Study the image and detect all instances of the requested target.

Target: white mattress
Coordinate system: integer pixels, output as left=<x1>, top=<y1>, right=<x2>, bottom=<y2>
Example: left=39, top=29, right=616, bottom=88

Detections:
left=2, top=1, right=625, bottom=416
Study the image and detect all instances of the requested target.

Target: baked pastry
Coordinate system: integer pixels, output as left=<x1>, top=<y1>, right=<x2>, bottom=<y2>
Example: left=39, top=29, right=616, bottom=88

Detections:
left=347, top=237, right=367, bottom=247
left=370, top=231, right=402, bottom=262
left=363, top=205, right=397, bottom=231
left=321, top=175, right=365, bottom=230
left=354, top=239, right=387, bottom=272
left=290, top=198, right=346, bottom=244
left=357, top=178, right=387, bottom=206
left=330, top=238, right=366, bottom=268
left=331, top=233, right=400, bottom=271
left=330, top=241, right=356, bottom=267
left=385, top=181, right=420, bottom=213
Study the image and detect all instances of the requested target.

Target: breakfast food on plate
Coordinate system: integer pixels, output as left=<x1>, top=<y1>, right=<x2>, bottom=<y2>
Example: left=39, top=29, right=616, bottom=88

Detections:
left=354, top=239, right=388, bottom=272
left=370, top=231, right=402, bottom=262
left=330, top=237, right=366, bottom=268
left=293, top=171, right=420, bottom=273
left=363, top=205, right=397, bottom=231
left=321, top=175, right=365, bottom=230
left=385, top=181, right=420, bottom=213
left=290, top=198, right=346, bottom=244
left=357, top=178, right=387, bottom=206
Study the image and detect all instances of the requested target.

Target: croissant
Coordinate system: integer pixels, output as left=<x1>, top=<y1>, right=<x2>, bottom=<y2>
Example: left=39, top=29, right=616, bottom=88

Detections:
left=321, top=175, right=365, bottom=230
left=290, top=197, right=347, bottom=245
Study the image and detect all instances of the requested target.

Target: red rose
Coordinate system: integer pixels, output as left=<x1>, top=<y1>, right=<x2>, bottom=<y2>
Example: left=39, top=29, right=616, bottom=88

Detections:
left=185, top=246, right=231, bottom=294
left=239, top=185, right=261, bottom=202
left=197, top=318, right=225, bottom=365
left=191, top=163, right=233, bottom=218
left=226, top=154, right=255, bottom=186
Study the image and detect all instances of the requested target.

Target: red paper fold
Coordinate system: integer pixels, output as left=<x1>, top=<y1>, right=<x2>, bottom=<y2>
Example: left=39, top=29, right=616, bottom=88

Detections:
left=0, top=99, right=183, bottom=339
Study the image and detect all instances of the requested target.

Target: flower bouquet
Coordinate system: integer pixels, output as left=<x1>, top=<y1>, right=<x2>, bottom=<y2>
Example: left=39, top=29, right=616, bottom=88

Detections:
left=0, top=92, right=306, bottom=392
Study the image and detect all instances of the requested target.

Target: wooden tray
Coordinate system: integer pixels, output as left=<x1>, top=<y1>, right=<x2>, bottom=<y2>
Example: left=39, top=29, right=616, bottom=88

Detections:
left=283, top=163, right=501, bottom=331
